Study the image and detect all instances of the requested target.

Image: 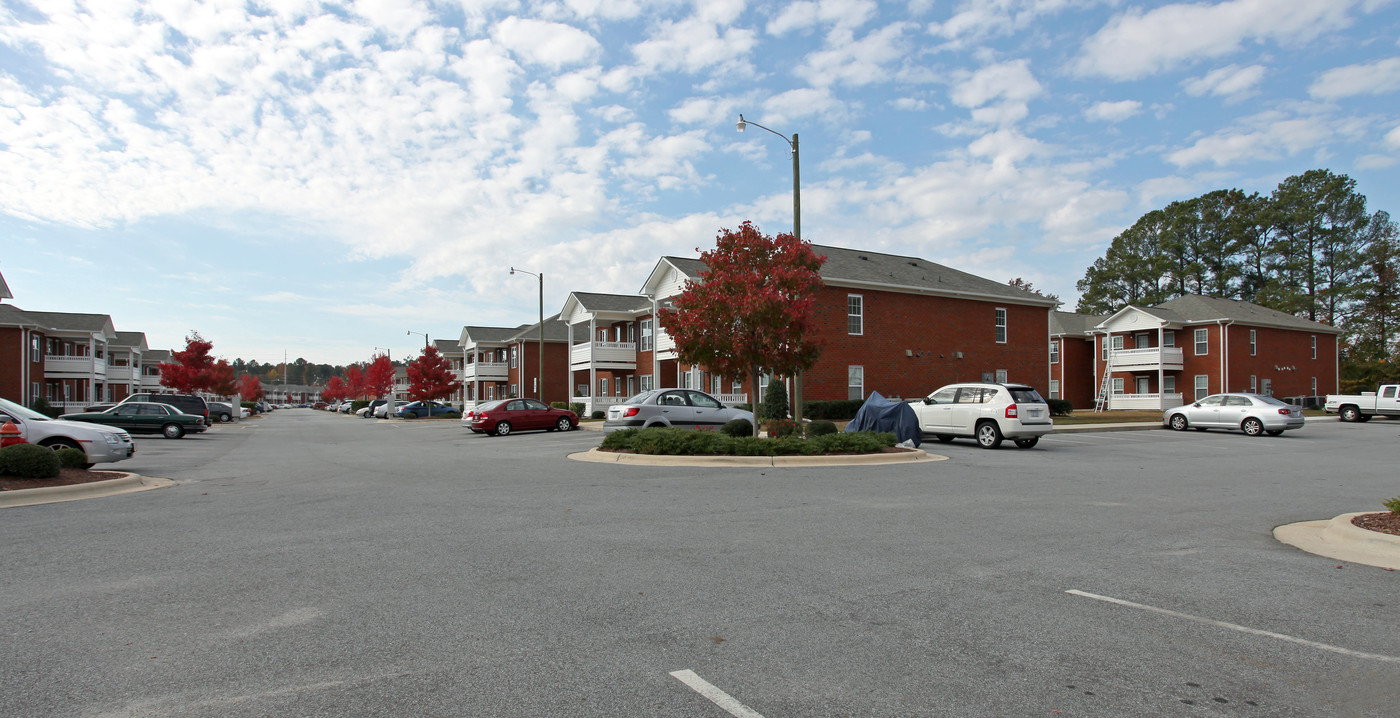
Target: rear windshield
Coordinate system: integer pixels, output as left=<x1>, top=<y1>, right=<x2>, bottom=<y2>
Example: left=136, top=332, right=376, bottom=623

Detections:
left=1256, top=395, right=1288, bottom=406
left=1008, top=387, right=1045, bottom=404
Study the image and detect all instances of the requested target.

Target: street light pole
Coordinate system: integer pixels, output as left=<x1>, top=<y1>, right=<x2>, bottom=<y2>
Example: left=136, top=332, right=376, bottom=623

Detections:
left=510, top=267, right=545, bottom=402
left=736, top=113, right=805, bottom=425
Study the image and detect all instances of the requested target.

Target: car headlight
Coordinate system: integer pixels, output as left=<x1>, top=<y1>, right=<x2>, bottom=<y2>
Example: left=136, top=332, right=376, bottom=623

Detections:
left=104, top=434, right=121, bottom=445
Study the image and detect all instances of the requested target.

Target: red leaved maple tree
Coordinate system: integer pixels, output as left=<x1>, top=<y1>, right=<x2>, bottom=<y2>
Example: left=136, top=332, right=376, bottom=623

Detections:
left=238, top=374, right=263, bottom=402
left=159, top=332, right=216, bottom=393
left=208, top=359, right=238, bottom=397
left=407, top=345, right=461, bottom=403
left=322, top=376, right=348, bottom=403
left=657, top=221, right=825, bottom=435
left=344, top=365, right=367, bottom=399
left=364, top=353, right=395, bottom=401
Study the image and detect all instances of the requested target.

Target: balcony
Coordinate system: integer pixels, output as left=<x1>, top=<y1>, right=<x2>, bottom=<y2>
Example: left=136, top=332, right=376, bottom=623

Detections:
left=44, top=356, right=106, bottom=379
left=570, top=341, right=637, bottom=370
left=1107, top=347, right=1183, bottom=372
left=462, top=362, right=509, bottom=382
left=1103, top=392, right=1184, bottom=411
left=107, top=365, right=135, bottom=381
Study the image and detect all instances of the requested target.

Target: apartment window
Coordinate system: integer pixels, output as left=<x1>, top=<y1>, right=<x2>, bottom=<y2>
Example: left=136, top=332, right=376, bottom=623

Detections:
left=639, top=375, right=653, bottom=392
left=847, top=295, right=863, bottom=335
left=994, top=308, right=1007, bottom=344
left=1249, top=329, right=1257, bottom=356
left=1102, top=335, right=1124, bottom=361
left=1111, top=378, right=1124, bottom=394
left=597, top=328, right=607, bottom=342
left=1049, top=340, right=1059, bottom=364
left=1311, top=377, right=1317, bottom=395
left=1311, top=335, right=1317, bottom=359
left=848, top=365, right=864, bottom=401
left=31, top=382, right=41, bottom=401
left=1194, top=328, right=1209, bottom=356
left=628, top=376, right=636, bottom=396
left=759, top=374, right=770, bottom=392
left=712, top=376, right=721, bottom=395
left=1164, top=376, right=1176, bottom=394
left=732, top=378, right=742, bottom=394
left=680, top=370, right=692, bottom=389
left=628, top=323, right=636, bottom=344
left=509, top=384, right=518, bottom=398
left=599, top=378, right=608, bottom=397
left=1250, top=375, right=1257, bottom=393
left=1195, top=375, right=1209, bottom=401
left=510, top=346, right=517, bottom=368
left=995, top=369, right=1008, bottom=383
left=640, top=319, right=653, bottom=351
left=1163, top=330, right=1175, bottom=347
left=1049, top=380, right=1060, bottom=399
left=30, top=336, right=40, bottom=363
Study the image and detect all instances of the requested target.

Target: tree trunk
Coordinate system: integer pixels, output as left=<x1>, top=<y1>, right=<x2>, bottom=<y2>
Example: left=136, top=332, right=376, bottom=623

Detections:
left=750, top=365, right=762, bottom=437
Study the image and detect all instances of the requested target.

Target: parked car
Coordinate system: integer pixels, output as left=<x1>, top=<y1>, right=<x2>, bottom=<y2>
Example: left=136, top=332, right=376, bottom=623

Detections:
left=468, top=399, right=578, bottom=435
left=908, top=382, right=1053, bottom=448
left=60, top=402, right=207, bottom=439
left=113, top=393, right=210, bottom=424
left=207, top=401, right=236, bottom=423
left=396, top=400, right=456, bottom=419
left=313, top=401, right=329, bottom=410
left=374, top=401, right=408, bottom=419
left=1324, top=384, right=1400, bottom=422
left=1164, top=393, right=1305, bottom=436
left=361, top=399, right=388, bottom=418
left=0, top=397, right=135, bottom=467
left=602, top=389, right=754, bottom=434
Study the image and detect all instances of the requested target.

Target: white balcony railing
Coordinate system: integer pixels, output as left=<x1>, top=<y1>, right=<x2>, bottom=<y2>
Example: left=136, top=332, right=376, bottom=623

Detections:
left=1103, top=392, right=1184, bottom=411
left=1108, top=347, right=1184, bottom=372
left=570, top=341, right=637, bottom=369
left=463, top=362, right=509, bottom=381
left=107, top=365, right=135, bottom=381
left=44, top=356, right=106, bottom=378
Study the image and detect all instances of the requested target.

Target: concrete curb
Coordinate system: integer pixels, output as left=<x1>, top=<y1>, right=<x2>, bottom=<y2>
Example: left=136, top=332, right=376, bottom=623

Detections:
left=0, top=473, right=174, bottom=509
left=1274, top=512, right=1400, bottom=570
left=1053, top=422, right=1161, bottom=433
left=568, top=447, right=945, bottom=467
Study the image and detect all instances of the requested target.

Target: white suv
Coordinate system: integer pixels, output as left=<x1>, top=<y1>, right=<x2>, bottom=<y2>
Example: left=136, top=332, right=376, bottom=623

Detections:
left=909, top=382, right=1053, bottom=449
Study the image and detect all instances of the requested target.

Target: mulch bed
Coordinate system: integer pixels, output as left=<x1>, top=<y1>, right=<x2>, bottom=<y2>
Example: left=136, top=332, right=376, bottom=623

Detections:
left=1352, top=512, right=1400, bottom=536
left=598, top=445, right=915, bottom=456
left=0, top=468, right=127, bottom=491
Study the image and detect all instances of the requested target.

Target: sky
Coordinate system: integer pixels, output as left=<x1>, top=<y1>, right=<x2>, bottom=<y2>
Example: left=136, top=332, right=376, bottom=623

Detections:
left=2, top=0, right=1398, bottom=367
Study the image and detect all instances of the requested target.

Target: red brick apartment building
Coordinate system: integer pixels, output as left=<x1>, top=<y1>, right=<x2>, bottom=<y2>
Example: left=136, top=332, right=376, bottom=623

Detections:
left=545, top=245, right=1057, bottom=415
left=0, top=304, right=124, bottom=411
left=1061, top=295, right=1340, bottom=410
left=458, top=317, right=571, bottom=406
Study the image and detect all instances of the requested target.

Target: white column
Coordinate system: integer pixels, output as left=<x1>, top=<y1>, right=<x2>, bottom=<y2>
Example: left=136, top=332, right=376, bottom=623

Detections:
left=588, top=317, right=597, bottom=413
left=566, top=321, right=575, bottom=400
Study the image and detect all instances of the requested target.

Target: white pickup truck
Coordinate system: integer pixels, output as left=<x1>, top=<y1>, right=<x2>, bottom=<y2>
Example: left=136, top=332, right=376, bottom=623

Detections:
left=1324, top=384, right=1400, bottom=422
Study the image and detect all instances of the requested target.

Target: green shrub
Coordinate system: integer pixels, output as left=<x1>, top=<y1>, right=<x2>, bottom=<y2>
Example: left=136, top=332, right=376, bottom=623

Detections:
left=550, top=402, right=567, bottom=410
left=760, top=379, right=789, bottom=420
left=56, top=447, right=89, bottom=469
left=600, top=428, right=641, bottom=450
left=28, top=397, right=59, bottom=418
left=729, top=436, right=774, bottom=456
left=0, top=443, right=62, bottom=479
left=766, top=418, right=799, bottom=438
left=570, top=402, right=585, bottom=416
left=439, top=411, right=461, bottom=419
left=770, top=436, right=819, bottom=455
left=803, top=400, right=865, bottom=420
left=1384, top=496, right=1400, bottom=515
left=811, top=431, right=895, bottom=454
left=721, top=418, right=753, bottom=437
left=591, top=410, right=606, bottom=420
left=1047, top=399, right=1074, bottom=417
left=806, top=420, right=838, bottom=437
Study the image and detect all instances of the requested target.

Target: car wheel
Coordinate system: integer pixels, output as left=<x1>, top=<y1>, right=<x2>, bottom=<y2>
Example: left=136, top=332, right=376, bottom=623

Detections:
left=1242, top=417, right=1264, bottom=436
left=1265, top=429, right=1284, bottom=436
left=1340, top=406, right=1360, bottom=422
left=975, top=421, right=1003, bottom=449
left=1013, top=437, right=1039, bottom=448
left=41, top=438, right=81, bottom=452
left=162, top=423, right=185, bottom=439
left=495, top=421, right=512, bottom=436
left=555, top=417, right=572, bottom=432
left=934, top=434, right=955, bottom=443
left=1169, top=414, right=1188, bottom=431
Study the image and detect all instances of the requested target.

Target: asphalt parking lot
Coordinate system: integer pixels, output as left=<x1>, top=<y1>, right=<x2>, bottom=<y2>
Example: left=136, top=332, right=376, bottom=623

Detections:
left=2, top=410, right=1397, bottom=717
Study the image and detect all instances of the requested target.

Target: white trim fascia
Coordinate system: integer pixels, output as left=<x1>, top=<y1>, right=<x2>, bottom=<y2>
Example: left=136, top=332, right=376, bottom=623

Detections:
left=821, top=278, right=1058, bottom=307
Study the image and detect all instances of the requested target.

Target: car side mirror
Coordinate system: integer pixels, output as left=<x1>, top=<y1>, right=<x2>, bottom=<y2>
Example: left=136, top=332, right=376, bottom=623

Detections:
left=1192, top=403, right=1201, bottom=408
left=923, top=398, right=934, bottom=405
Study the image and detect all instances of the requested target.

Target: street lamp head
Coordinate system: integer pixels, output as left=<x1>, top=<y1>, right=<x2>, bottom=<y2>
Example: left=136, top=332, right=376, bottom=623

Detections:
left=736, top=114, right=746, bottom=132
left=509, top=267, right=515, bottom=275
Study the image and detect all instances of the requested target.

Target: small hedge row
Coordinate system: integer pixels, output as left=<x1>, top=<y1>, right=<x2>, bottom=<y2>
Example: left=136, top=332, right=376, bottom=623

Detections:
left=0, top=443, right=62, bottom=479
left=600, top=427, right=897, bottom=456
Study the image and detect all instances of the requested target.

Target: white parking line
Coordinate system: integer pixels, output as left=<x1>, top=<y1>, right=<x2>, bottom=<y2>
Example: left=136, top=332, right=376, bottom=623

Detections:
left=670, top=670, right=766, bottom=718
left=1067, top=589, right=1400, bottom=663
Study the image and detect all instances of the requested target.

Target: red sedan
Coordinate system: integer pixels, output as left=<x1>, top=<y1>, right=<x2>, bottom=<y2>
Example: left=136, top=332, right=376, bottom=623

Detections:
left=468, top=399, right=578, bottom=436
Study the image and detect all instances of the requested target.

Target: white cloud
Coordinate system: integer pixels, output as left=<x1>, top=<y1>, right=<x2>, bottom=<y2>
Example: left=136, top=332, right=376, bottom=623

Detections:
left=1084, top=100, right=1142, bottom=122
left=1310, top=57, right=1400, bottom=99
left=1165, top=110, right=1338, bottom=167
left=491, top=17, right=601, bottom=69
left=890, top=97, right=928, bottom=111
left=1182, top=64, right=1267, bottom=99
left=767, top=0, right=878, bottom=35
left=793, top=22, right=915, bottom=87
left=949, top=59, right=1043, bottom=126
left=1075, top=0, right=1359, bottom=80
left=1385, top=125, right=1400, bottom=150
left=928, top=0, right=1081, bottom=46
left=629, top=14, right=757, bottom=75
left=669, top=96, right=736, bottom=125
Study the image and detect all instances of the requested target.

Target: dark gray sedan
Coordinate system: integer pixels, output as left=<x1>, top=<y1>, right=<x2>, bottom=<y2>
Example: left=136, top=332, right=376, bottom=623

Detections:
left=1163, top=393, right=1305, bottom=436
left=602, top=389, right=754, bottom=434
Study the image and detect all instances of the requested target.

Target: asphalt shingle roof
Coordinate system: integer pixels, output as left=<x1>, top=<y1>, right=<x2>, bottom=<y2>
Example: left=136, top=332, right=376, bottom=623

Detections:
left=570, top=292, right=653, bottom=313
left=1050, top=311, right=1105, bottom=336
left=1153, top=295, right=1341, bottom=333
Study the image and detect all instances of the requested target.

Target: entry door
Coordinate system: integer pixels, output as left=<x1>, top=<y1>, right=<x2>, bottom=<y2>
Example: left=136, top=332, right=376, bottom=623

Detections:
left=1135, top=377, right=1150, bottom=395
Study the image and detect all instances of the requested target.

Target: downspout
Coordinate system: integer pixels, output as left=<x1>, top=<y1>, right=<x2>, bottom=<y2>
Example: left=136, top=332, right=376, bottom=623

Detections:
left=1157, top=325, right=1165, bottom=411
left=1218, top=319, right=1232, bottom=393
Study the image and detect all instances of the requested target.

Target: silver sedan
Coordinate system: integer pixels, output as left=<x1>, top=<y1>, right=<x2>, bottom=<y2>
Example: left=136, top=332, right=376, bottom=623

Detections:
left=1163, top=393, right=1305, bottom=436
left=602, top=389, right=754, bottom=434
